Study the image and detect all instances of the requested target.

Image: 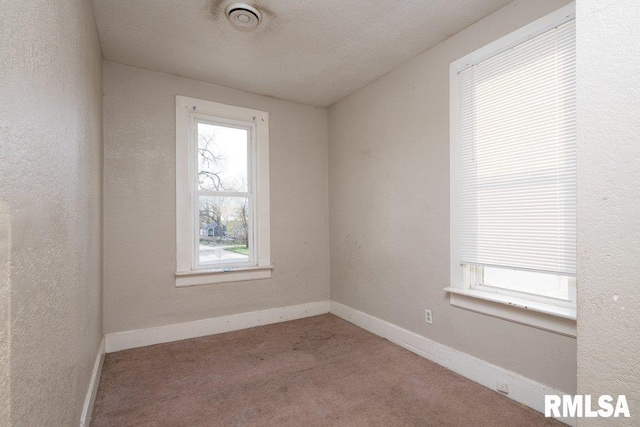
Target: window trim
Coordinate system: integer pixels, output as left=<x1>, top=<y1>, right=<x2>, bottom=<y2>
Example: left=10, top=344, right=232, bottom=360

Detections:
left=175, top=96, right=271, bottom=287
left=447, top=3, right=576, bottom=336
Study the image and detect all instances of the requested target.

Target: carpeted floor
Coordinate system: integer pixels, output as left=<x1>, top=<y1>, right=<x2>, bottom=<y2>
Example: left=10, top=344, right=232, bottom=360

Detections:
left=92, top=314, right=560, bottom=426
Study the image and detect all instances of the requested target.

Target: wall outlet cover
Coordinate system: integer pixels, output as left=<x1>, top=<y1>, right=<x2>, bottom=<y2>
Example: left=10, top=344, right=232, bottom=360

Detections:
left=425, top=309, right=433, bottom=324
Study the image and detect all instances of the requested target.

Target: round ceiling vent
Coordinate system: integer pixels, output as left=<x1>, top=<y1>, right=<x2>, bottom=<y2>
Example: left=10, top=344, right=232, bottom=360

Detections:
left=226, top=3, right=262, bottom=32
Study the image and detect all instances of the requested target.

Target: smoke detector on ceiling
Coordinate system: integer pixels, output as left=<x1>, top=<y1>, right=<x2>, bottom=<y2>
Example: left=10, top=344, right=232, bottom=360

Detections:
left=226, top=3, right=262, bottom=32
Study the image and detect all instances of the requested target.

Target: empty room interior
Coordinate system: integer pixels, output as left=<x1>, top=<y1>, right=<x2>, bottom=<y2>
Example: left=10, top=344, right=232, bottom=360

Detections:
left=2, top=0, right=639, bottom=425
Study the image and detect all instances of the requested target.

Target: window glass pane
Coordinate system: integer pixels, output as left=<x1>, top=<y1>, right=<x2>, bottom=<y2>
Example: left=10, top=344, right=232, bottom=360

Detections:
left=197, top=122, right=248, bottom=192
left=481, top=266, right=570, bottom=300
left=198, top=196, right=250, bottom=265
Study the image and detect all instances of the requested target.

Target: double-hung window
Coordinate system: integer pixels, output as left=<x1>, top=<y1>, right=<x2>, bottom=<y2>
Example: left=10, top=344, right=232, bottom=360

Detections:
left=175, top=96, right=271, bottom=286
left=447, top=4, right=576, bottom=335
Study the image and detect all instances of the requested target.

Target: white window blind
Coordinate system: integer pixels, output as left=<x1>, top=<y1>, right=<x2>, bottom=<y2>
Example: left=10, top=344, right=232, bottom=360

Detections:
left=457, top=19, right=576, bottom=276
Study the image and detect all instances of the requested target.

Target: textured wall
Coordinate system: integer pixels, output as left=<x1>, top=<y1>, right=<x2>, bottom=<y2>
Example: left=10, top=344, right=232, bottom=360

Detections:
left=103, top=62, right=329, bottom=334
left=0, top=202, right=8, bottom=427
left=0, top=0, right=104, bottom=425
left=328, top=0, right=576, bottom=393
left=576, top=0, right=640, bottom=423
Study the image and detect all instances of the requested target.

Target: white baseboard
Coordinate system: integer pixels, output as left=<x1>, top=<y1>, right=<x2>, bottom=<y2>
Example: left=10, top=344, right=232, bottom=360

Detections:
left=105, top=301, right=330, bottom=353
left=80, top=337, right=105, bottom=427
left=329, top=301, right=575, bottom=426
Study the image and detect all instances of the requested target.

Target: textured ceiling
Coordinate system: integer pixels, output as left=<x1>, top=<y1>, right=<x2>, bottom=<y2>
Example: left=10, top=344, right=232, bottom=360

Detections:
left=93, top=0, right=512, bottom=107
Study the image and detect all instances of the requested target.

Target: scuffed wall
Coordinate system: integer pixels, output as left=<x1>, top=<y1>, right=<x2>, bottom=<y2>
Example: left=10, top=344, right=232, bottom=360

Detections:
left=328, top=0, right=577, bottom=393
left=102, top=62, right=329, bottom=334
left=0, top=0, right=103, bottom=424
left=576, top=0, right=640, bottom=424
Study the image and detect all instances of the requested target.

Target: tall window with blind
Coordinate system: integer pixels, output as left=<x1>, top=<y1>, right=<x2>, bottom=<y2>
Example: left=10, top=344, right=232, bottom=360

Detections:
left=448, top=4, right=576, bottom=323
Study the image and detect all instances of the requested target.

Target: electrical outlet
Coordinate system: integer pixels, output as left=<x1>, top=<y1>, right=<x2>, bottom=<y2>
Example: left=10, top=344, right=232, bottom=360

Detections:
left=425, top=309, right=433, bottom=324
left=497, top=380, right=509, bottom=394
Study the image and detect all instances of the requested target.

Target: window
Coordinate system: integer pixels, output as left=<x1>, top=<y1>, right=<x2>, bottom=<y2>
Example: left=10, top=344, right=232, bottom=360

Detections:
left=175, top=96, right=271, bottom=286
left=447, top=4, right=576, bottom=335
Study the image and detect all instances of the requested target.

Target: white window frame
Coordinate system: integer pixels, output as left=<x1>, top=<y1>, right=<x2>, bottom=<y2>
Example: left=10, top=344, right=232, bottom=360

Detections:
left=175, top=96, right=271, bottom=287
left=445, top=3, right=577, bottom=337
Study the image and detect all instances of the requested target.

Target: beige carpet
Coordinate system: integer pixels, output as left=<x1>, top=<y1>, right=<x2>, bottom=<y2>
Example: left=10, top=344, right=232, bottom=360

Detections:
left=92, top=314, right=561, bottom=426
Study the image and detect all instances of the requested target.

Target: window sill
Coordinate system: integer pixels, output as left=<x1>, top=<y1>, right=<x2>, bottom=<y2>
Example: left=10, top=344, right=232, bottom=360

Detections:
left=175, top=266, right=272, bottom=287
left=444, top=287, right=576, bottom=337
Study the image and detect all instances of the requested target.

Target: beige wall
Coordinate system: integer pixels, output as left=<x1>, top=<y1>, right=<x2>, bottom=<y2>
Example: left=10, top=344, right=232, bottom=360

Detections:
left=328, top=0, right=576, bottom=393
left=103, top=62, right=330, bottom=334
left=577, top=0, right=640, bottom=423
left=0, top=0, right=104, bottom=424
